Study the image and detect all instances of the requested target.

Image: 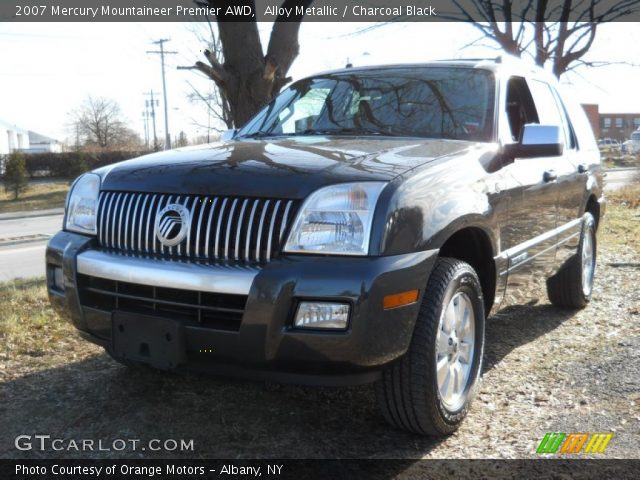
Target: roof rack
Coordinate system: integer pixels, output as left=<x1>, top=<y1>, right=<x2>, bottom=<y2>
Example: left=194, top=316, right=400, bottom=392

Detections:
left=435, top=56, right=503, bottom=63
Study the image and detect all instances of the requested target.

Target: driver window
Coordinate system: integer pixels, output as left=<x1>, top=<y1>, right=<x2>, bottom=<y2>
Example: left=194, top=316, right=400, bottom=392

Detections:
left=278, top=88, right=330, bottom=134
left=506, top=77, right=539, bottom=142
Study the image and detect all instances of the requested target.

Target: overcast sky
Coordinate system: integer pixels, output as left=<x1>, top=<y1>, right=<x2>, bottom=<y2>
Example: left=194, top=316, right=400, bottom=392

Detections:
left=1, top=21, right=640, bottom=143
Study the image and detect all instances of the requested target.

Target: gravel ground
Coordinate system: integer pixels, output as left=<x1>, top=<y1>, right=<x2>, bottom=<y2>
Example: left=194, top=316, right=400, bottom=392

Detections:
left=0, top=232, right=638, bottom=460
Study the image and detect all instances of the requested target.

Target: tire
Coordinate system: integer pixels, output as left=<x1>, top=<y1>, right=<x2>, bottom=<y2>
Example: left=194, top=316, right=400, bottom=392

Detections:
left=376, top=258, right=485, bottom=436
left=547, top=212, right=596, bottom=309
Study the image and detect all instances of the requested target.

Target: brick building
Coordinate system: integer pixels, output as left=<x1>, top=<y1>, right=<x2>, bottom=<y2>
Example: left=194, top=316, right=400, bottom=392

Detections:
left=582, top=104, right=640, bottom=141
left=581, top=104, right=600, bottom=139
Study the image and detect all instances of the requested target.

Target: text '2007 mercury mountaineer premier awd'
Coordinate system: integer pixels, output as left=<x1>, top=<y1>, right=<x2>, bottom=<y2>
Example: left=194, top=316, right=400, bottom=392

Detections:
left=47, top=58, right=604, bottom=436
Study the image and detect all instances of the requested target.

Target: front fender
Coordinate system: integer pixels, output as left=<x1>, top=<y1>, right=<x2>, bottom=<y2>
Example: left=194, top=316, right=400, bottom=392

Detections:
left=379, top=183, right=499, bottom=255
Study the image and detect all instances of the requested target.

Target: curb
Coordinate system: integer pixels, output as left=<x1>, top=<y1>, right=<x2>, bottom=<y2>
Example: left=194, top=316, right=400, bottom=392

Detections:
left=0, top=208, right=64, bottom=221
left=0, top=235, right=51, bottom=248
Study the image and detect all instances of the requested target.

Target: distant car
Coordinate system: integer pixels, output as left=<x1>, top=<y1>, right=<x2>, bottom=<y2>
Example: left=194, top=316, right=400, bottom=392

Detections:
left=627, top=130, right=640, bottom=154
left=621, top=140, right=634, bottom=154
left=47, top=58, right=604, bottom=436
left=598, top=138, right=621, bottom=153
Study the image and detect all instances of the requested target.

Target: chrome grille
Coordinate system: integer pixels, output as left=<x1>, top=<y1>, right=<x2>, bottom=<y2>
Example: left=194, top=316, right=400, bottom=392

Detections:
left=97, top=192, right=296, bottom=263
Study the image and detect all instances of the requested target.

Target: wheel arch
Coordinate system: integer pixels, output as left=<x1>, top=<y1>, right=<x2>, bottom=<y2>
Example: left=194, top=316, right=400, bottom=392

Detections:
left=585, top=194, right=601, bottom=230
left=437, top=223, right=497, bottom=315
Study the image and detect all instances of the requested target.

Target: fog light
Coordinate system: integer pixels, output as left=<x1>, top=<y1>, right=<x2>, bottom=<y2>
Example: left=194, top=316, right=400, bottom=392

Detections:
left=52, top=266, right=64, bottom=290
left=294, top=302, right=350, bottom=330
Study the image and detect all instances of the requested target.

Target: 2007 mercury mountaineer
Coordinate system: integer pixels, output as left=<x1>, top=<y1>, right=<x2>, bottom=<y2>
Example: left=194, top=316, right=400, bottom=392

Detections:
left=47, top=58, right=604, bottom=436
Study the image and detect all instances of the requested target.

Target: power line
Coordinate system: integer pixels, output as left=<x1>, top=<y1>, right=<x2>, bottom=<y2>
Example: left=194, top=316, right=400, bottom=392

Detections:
left=147, top=38, right=177, bottom=150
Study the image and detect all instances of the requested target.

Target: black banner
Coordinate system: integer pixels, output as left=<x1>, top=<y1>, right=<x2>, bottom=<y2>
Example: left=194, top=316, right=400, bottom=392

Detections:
left=2, top=459, right=639, bottom=480
left=2, top=0, right=640, bottom=22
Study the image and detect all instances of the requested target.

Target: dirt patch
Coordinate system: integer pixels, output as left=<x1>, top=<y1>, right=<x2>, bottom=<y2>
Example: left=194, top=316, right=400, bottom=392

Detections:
left=0, top=209, right=638, bottom=460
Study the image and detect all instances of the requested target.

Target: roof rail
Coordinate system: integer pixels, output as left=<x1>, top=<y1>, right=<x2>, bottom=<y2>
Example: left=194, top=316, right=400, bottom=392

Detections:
left=435, top=56, right=502, bottom=63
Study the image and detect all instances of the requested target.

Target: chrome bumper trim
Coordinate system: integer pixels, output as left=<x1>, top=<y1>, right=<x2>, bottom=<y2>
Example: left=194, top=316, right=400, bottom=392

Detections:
left=76, top=250, right=258, bottom=295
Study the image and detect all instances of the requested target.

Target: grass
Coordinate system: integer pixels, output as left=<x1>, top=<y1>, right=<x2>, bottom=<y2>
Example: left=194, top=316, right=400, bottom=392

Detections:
left=0, top=180, right=69, bottom=214
left=602, top=153, right=640, bottom=169
left=601, top=184, right=640, bottom=255
left=0, top=279, right=72, bottom=357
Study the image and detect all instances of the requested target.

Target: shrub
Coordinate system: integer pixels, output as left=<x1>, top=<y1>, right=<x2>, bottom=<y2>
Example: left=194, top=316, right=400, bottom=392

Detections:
left=65, top=154, right=89, bottom=182
left=23, top=151, right=151, bottom=179
left=4, top=151, right=29, bottom=200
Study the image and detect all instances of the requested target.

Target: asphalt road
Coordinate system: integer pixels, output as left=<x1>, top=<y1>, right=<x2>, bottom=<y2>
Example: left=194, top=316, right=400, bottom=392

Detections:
left=0, top=167, right=637, bottom=282
left=604, top=167, right=640, bottom=190
left=0, top=214, right=62, bottom=281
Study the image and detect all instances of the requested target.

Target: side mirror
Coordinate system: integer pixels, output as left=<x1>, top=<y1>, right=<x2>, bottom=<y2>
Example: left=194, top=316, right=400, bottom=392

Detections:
left=504, top=124, right=564, bottom=158
left=221, top=129, right=237, bottom=141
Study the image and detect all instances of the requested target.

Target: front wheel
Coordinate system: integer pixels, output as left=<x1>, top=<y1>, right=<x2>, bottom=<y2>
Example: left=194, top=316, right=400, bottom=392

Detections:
left=376, top=258, right=485, bottom=436
left=547, top=212, right=597, bottom=309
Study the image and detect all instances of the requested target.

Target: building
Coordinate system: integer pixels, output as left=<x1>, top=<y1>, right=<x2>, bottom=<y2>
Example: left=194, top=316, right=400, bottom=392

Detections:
left=581, top=104, right=600, bottom=139
left=580, top=105, right=640, bottom=141
left=25, top=130, right=63, bottom=153
left=599, top=113, right=640, bottom=142
left=0, top=118, right=30, bottom=154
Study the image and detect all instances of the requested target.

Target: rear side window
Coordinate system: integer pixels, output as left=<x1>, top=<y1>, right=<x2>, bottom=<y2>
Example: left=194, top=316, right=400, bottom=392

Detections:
left=551, top=89, right=578, bottom=150
left=528, top=80, right=564, bottom=127
left=529, top=80, right=577, bottom=150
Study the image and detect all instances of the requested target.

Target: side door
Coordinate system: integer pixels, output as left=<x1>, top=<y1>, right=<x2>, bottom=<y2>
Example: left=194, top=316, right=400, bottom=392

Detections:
left=498, top=76, right=559, bottom=306
left=550, top=86, right=592, bottom=268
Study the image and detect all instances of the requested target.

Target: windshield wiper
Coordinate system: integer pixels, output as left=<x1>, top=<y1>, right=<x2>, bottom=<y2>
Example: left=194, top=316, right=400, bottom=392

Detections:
left=290, top=127, right=398, bottom=137
left=238, top=131, right=278, bottom=139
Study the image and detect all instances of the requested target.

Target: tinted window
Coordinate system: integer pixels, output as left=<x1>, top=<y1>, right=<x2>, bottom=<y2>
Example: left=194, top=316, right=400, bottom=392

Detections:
left=505, top=76, right=538, bottom=141
left=239, top=67, right=495, bottom=141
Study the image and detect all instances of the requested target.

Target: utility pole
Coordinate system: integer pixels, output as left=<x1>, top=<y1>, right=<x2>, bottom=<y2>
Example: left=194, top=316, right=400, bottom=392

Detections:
left=141, top=111, right=149, bottom=148
left=144, top=90, right=159, bottom=150
left=147, top=39, right=177, bottom=150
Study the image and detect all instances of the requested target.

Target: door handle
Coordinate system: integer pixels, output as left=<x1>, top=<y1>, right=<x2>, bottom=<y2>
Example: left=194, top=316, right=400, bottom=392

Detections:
left=578, top=163, right=589, bottom=174
left=543, top=170, right=557, bottom=182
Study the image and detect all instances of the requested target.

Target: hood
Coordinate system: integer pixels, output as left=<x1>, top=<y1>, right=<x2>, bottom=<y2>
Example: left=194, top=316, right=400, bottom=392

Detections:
left=98, top=136, right=474, bottom=199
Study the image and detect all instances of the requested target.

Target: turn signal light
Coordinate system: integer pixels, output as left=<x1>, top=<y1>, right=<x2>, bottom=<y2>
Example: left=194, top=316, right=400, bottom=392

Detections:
left=383, top=290, right=419, bottom=310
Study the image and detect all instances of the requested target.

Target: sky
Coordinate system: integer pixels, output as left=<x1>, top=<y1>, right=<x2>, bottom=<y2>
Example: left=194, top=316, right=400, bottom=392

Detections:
left=1, top=21, right=640, bottom=144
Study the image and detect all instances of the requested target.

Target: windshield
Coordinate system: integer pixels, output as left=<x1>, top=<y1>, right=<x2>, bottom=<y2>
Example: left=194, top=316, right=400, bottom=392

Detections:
left=631, top=132, right=640, bottom=141
left=238, top=67, right=495, bottom=142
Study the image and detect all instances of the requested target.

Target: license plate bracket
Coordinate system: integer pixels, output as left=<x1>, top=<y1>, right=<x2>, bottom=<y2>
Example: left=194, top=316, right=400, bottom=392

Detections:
left=112, top=312, right=186, bottom=370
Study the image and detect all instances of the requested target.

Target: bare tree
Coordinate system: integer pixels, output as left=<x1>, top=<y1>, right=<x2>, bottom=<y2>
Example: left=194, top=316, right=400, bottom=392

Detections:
left=451, top=0, right=640, bottom=77
left=69, top=96, right=142, bottom=151
left=186, top=0, right=313, bottom=127
left=182, top=23, right=233, bottom=135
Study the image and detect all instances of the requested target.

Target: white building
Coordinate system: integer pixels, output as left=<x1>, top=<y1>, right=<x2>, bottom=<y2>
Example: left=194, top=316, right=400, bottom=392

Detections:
left=0, top=118, right=30, bottom=154
left=25, top=130, right=63, bottom=153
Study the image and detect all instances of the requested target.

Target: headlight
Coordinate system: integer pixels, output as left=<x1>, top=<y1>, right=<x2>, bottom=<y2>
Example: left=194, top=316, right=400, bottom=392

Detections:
left=284, top=182, right=386, bottom=255
left=65, top=173, right=101, bottom=235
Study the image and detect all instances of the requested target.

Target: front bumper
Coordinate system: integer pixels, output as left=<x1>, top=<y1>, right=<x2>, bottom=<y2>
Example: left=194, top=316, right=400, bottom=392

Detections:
left=46, top=231, right=438, bottom=385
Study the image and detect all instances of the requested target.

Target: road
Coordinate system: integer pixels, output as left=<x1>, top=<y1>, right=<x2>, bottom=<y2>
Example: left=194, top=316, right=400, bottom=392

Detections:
left=0, top=214, right=62, bottom=281
left=0, top=167, right=637, bottom=282
left=604, top=167, right=640, bottom=190
left=0, top=214, right=62, bottom=240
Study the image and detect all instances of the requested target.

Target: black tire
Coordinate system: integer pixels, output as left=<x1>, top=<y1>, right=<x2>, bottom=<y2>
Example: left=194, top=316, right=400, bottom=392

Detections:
left=547, top=212, right=596, bottom=309
left=376, top=257, right=485, bottom=436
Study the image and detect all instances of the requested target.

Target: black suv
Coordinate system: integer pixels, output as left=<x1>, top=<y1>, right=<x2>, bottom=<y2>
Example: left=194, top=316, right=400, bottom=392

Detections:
left=47, top=58, right=604, bottom=436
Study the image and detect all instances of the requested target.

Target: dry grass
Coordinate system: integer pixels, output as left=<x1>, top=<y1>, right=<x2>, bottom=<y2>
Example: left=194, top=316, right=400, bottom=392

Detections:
left=601, top=185, right=640, bottom=256
left=607, top=183, right=640, bottom=209
left=602, top=153, right=640, bottom=169
left=0, top=180, right=68, bottom=213
left=0, top=279, right=74, bottom=356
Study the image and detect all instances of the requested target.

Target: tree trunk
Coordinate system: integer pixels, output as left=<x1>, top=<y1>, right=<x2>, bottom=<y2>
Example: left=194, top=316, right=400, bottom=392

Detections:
left=195, top=0, right=311, bottom=127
